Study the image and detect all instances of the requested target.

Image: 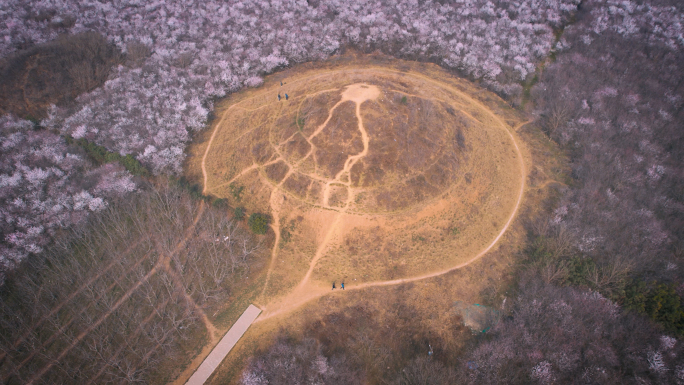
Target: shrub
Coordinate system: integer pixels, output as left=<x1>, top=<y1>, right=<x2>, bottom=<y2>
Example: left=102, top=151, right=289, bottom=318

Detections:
left=175, top=177, right=204, bottom=200
left=233, top=207, right=245, bottom=221
left=229, top=183, right=244, bottom=201
left=248, top=213, right=270, bottom=235
left=66, top=135, right=149, bottom=176
left=119, top=154, right=148, bottom=176
left=624, top=281, right=684, bottom=336
left=212, top=198, right=228, bottom=208
left=241, top=336, right=361, bottom=384
left=624, top=280, right=649, bottom=314
left=566, top=256, right=596, bottom=287
left=647, top=284, right=684, bottom=333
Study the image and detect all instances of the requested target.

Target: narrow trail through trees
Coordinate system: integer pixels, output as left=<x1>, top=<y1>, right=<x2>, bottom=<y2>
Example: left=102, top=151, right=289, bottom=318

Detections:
left=85, top=298, right=171, bottom=385
left=0, top=237, right=148, bottom=363
left=22, top=203, right=220, bottom=385
left=25, top=261, right=164, bottom=385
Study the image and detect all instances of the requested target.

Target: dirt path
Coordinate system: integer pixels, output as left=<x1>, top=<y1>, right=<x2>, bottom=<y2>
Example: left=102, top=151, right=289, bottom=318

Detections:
left=533, top=179, right=567, bottom=190
left=151, top=207, right=218, bottom=344
left=322, top=84, right=378, bottom=206
left=201, top=74, right=338, bottom=195
left=201, top=100, right=250, bottom=195
left=162, top=255, right=219, bottom=342
left=300, top=84, right=379, bottom=281
left=153, top=202, right=217, bottom=340
left=514, top=120, right=532, bottom=132
left=256, top=111, right=525, bottom=321
left=20, top=55, right=40, bottom=115
left=258, top=188, right=284, bottom=302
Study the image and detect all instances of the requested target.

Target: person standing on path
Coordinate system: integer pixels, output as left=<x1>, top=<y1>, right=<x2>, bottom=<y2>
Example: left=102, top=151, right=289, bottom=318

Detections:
left=332, top=282, right=336, bottom=290
left=285, top=93, right=289, bottom=100
left=341, top=282, right=344, bottom=290
left=278, top=93, right=281, bottom=101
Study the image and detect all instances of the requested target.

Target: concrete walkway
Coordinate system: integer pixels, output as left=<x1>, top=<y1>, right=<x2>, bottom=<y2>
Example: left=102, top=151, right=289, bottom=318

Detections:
left=185, top=305, right=261, bottom=385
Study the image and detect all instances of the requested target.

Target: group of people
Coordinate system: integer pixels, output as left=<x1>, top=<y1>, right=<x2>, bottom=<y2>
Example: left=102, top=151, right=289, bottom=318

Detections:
left=332, top=281, right=345, bottom=290
left=278, top=80, right=288, bottom=101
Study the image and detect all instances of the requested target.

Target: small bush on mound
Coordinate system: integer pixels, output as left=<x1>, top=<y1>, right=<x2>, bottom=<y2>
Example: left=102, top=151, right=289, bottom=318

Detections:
left=248, top=213, right=270, bottom=234
left=624, top=281, right=684, bottom=336
left=174, top=176, right=204, bottom=200
left=212, top=198, right=228, bottom=208
left=234, top=207, right=245, bottom=221
left=229, top=183, right=244, bottom=201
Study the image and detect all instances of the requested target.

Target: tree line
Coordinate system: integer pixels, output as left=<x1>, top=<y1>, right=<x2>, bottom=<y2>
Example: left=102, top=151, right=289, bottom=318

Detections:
left=0, top=183, right=264, bottom=384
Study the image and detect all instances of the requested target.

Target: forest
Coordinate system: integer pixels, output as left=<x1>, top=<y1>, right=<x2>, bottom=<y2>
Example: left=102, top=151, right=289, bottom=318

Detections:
left=1, top=0, right=683, bottom=383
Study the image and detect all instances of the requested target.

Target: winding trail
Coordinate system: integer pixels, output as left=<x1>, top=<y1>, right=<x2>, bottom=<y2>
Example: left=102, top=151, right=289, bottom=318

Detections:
left=201, top=74, right=338, bottom=195
left=255, top=95, right=526, bottom=322
left=258, top=187, right=284, bottom=301
left=199, top=69, right=528, bottom=326
left=257, top=84, right=381, bottom=303
left=299, top=84, right=379, bottom=284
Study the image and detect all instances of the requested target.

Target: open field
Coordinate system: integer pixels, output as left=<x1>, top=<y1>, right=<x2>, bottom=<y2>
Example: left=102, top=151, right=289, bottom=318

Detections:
left=184, top=56, right=529, bottom=329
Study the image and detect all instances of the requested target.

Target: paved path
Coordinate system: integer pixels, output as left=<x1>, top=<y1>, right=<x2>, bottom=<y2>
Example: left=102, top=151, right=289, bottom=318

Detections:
left=185, top=305, right=261, bottom=385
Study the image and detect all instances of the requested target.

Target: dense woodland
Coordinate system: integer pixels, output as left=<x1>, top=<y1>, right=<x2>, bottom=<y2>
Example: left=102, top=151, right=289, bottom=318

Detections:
left=1, top=0, right=684, bottom=383
left=0, top=184, right=264, bottom=383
